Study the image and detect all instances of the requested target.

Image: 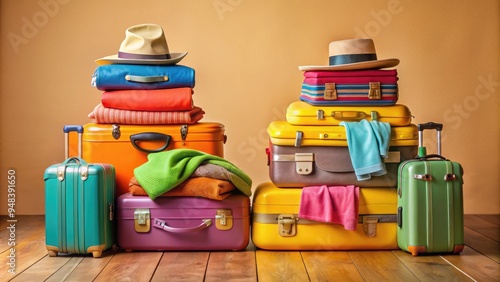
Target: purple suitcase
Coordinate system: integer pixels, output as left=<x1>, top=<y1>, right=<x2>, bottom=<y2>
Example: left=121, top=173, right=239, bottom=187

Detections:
left=116, top=193, right=250, bottom=251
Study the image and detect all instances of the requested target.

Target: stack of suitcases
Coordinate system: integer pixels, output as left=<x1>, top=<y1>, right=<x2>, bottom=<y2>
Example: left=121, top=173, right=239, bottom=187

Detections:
left=44, top=23, right=252, bottom=257
left=252, top=38, right=420, bottom=250
left=44, top=30, right=465, bottom=258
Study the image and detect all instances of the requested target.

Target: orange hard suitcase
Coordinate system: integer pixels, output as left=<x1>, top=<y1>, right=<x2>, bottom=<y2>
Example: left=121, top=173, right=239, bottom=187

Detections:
left=69, top=122, right=226, bottom=197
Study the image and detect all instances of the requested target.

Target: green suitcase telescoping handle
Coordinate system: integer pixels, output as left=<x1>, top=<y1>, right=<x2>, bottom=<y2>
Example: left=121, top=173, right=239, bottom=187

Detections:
left=130, top=132, right=172, bottom=153
left=417, top=122, right=443, bottom=157
left=417, top=122, right=443, bottom=132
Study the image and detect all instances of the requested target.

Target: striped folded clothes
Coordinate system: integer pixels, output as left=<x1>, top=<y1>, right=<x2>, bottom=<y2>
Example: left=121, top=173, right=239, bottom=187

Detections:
left=101, top=87, right=193, bottom=111
left=88, top=103, right=205, bottom=125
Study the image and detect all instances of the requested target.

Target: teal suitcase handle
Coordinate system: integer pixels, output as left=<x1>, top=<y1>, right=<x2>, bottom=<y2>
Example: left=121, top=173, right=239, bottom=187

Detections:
left=63, top=125, right=84, bottom=134
left=63, top=125, right=84, bottom=159
left=130, top=132, right=172, bottom=153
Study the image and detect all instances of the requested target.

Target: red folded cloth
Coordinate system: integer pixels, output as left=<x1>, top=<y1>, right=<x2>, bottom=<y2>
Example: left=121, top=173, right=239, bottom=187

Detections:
left=101, top=88, right=193, bottom=111
left=88, top=104, right=205, bottom=124
left=298, top=185, right=359, bottom=230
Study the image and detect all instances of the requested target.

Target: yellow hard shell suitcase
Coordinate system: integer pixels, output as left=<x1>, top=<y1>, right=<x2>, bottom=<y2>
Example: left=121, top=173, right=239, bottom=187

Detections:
left=286, top=101, right=412, bottom=127
left=267, top=121, right=418, bottom=187
left=251, top=182, right=399, bottom=250
left=268, top=121, right=418, bottom=147
left=69, top=122, right=226, bottom=197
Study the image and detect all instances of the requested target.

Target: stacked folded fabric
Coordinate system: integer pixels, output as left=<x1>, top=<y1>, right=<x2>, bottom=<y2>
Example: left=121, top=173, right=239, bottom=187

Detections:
left=89, top=25, right=204, bottom=125
left=129, top=149, right=253, bottom=200
left=89, top=23, right=252, bottom=203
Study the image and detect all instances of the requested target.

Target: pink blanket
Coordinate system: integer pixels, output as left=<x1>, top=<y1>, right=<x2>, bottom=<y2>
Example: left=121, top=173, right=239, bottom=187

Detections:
left=88, top=103, right=204, bottom=125
left=298, top=185, right=359, bottom=230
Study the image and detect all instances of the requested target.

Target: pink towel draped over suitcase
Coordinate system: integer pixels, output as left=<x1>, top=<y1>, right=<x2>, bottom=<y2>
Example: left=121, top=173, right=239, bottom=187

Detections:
left=299, top=185, right=359, bottom=230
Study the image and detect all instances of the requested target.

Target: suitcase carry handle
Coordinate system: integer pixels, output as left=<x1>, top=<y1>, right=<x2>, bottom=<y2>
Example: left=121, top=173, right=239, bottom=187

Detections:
left=417, top=122, right=443, bottom=157
left=130, top=132, right=172, bottom=153
left=152, top=218, right=212, bottom=233
left=63, top=125, right=84, bottom=159
left=416, top=153, right=448, bottom=161
left=58, top=157, right=89, bottom=181
left=330, top=111, right=379, bottom=121
left=125, top=75, right=169, bottom=83
left=63, top=156, right=88, bottom=166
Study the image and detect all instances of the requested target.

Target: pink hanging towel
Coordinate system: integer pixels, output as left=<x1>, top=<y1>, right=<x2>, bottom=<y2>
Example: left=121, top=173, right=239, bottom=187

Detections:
left=298, top=185, right=359, bottom=230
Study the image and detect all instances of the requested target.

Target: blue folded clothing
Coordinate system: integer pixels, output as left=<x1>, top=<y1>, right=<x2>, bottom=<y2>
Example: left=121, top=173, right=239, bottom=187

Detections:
left=92, top=64, right=195, bottom=91
left=340, top=119, right=391, bottom=181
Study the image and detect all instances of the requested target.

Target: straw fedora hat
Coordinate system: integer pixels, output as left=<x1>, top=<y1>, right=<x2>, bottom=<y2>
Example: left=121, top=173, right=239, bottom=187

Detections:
left=299, top=38, right=399, bottom=71
left=96, top=23, right=187, bottom=65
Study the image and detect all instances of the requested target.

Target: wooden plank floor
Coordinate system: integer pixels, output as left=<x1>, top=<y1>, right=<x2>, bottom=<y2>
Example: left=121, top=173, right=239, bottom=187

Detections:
left=1, top=215, right=498, bottom=281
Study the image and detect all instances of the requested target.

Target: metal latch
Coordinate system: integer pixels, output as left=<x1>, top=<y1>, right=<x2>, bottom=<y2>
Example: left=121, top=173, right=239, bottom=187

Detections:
left=444, top=174, right=456, bottom=181
left=79, top=166, right=88, bottom=181
left=278, top=214, right=297, bottom=237
left=324, top=83, right=337, bottom=100
left=368, top=82, right=381, bottom=99
left=112, top=124, right=121, bottom=140
left=215, top=209, right=233, bottom=231
left=414, top=174, right=432, bottom=181
left=294, top=131, right=304, bottom=147
left=180, top=125, right=188, bottom=145
left=109, top=203, right=114, bottom=221
left=57, top=165, right=65, bottom=181
left=134, top=208, right=150, bottom=233
left=316, top=109, right=325, bottom=120
left=295, top=153, right=314, bottom=175
left=363, top=216, right=379, bottom=237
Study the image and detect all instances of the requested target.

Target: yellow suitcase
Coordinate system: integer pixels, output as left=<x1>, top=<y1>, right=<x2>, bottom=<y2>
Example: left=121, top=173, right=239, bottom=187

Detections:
left=268, top=121, right=418, bottom=147
left=251, top=182, right=399, bottom=250
left=267, top=121, right=418, bottom=187
left=286, top=101, right=412, bottom=127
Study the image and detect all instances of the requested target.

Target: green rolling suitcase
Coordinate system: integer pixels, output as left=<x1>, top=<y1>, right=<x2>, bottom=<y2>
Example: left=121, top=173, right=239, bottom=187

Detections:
left=397, top=122, right=464, bottom=256
left=44, top=125, right=115, bottom=258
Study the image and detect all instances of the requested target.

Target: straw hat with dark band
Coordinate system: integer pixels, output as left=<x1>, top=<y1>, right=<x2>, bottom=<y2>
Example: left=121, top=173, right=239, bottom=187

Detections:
left=299, top=38, right=399, bottom=71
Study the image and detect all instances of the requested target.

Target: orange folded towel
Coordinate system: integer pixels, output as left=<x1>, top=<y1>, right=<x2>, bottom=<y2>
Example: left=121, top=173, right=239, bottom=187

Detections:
left=129, top=176, right=236, bottom=200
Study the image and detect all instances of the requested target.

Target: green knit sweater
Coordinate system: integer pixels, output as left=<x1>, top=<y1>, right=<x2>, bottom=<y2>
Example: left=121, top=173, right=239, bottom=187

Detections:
left=134, top=149, right=252, bottom=199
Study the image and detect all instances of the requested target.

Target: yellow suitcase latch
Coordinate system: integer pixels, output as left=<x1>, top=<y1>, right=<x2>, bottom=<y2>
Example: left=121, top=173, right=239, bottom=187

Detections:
left=215, top=209, right=233, bottom=230
left=134, top=208, right=151, bottom=233
left=278, top=214, right=297, bottom=237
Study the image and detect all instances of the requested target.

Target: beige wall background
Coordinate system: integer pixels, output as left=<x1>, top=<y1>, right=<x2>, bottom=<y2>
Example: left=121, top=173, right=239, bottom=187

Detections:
left=1, top=0, right=498, bottom=215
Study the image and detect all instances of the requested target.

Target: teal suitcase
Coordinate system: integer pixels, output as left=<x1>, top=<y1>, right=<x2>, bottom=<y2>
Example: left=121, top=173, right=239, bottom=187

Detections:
left=44, top=125, right=115, bottom=258
left=397, top=122, right=464, bottom=256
